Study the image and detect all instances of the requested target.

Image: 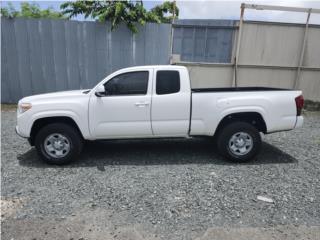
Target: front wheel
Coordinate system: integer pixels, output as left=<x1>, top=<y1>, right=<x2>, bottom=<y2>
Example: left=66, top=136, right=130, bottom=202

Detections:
left=35, top=123, right=83, bottom=165
left=216, top=121, right=261, bottom=162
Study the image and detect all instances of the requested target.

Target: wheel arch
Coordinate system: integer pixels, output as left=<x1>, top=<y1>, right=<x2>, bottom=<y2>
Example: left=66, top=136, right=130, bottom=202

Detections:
left=214, top=112, right=267, bottom=137
left=29, top=116, right=84, bottom=146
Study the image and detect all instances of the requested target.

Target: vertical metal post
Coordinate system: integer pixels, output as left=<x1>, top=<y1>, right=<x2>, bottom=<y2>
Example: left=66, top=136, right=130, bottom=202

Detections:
left=132, top=34, right=136, bottom=66
left=204, top=27, right=208, bottom=61
left=192, top=27, right=196, bottom=61
left=294, top=8, right=312, bottom=89
left=233, top=3, right=245, bottom=87
left=169, top=0, right=176, bottom=64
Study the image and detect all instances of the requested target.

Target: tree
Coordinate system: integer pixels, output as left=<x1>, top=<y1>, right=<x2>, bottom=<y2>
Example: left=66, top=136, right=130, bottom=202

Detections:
left=1, top=2, right=66, bottom=19
left=60, top=0, right=179, bottom=33
left=149, top=1, right=179, bottom=23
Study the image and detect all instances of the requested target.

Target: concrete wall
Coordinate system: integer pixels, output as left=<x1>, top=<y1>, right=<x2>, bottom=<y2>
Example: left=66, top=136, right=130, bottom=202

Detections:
left=238, top=22, right=304, bottom=66
left=176, top=21, right=320, bottom=101
left=185, top=63, right=234, bottom=88
left=1, top=18, right=171, bottom=103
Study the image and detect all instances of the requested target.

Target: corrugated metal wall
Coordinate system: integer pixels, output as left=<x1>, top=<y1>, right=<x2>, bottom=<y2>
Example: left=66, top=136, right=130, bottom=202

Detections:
left=172, top=19, right=235, bottom=63
left=1, top=18, right=171, bottom=103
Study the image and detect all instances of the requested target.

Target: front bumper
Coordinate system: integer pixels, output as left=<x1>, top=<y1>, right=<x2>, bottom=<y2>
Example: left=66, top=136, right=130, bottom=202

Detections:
left=16, top=126, right=32, bottom=145
left=15, top=126, right=25, bottom=138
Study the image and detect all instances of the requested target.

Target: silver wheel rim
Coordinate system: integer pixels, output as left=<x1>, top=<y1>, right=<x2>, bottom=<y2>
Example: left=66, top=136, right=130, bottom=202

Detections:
left=44, top=133, right=70, bottom=158
left=228, top=132, right=253, bottom=156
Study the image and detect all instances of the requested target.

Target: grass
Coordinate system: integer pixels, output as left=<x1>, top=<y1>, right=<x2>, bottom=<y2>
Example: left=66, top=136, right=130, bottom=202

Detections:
left=1, top=104, right=17, bottom=111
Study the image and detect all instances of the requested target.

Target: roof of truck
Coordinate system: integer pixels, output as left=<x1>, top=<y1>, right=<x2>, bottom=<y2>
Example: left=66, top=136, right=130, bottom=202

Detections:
left=119, top=65, right=187, bottom=71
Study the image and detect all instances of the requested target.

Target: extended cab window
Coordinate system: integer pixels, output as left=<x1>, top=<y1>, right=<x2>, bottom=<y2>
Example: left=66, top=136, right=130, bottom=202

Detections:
left=156, top=70, right=180, bottom=95
left=104, top=71, right=149, bottom=96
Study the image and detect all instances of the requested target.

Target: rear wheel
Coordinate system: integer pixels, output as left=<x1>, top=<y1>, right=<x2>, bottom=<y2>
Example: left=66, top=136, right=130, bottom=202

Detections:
left=216, top=121, right=261, bottom=162
left=35, top=123, right=83, bottom=165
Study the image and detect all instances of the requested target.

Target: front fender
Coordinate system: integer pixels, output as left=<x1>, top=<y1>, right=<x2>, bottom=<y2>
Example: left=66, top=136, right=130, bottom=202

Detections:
left=18, top=110, right=90, bottom=139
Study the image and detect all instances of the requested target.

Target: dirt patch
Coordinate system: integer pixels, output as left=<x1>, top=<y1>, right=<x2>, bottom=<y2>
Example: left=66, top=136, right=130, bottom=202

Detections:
left=196, top=226, right=320, bottom=240
left=1, top=207, right=159, bottom=240
left=1, top=197, right=24, bottom=220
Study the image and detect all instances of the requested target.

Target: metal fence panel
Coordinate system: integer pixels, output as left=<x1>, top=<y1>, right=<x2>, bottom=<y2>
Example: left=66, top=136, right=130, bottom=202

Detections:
left=1, top=18, right=171, bottom=103
left=14, top=19, right=33, bottom=98
left=52, top=20, right=68, bottom=91
left=2, top=18, right=21, bottom=102
left=1, top=19, right=12, bottom=102
left=39, top=20, right=57, bottom=92
left=144, top=23, right=171, bottom=65
left=172, top=19, right=236, bottom=63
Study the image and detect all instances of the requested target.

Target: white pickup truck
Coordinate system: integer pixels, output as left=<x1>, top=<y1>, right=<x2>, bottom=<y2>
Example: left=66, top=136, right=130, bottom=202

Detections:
left=16, top=65, right=304, bottom=164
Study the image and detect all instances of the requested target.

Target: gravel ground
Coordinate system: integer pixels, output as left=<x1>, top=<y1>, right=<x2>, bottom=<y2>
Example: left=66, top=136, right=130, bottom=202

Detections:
left=1, top=108, right=320, bottom=240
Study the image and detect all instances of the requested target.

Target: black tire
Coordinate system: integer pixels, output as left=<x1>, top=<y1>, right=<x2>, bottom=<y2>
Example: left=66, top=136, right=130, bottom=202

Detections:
left=216, top=121, right=261, bottom=162
left=35, top=123, right=83, bottom=165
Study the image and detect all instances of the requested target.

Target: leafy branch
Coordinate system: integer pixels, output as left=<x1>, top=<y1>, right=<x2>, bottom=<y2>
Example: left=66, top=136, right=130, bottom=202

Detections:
left=61, top=0, right=179, bottom=33
left=1, top=2, right=66, bottom=19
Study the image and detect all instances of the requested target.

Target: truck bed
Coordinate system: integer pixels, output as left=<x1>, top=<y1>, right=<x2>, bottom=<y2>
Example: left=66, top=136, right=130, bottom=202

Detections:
left=192, top=87, right=295, bottom=93
left=189, top=87, right=302, bottom=136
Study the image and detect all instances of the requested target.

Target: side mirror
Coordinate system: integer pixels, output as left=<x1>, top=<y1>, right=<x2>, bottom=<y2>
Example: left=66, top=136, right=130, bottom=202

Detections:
left=95, top=85, right=106, bottom=97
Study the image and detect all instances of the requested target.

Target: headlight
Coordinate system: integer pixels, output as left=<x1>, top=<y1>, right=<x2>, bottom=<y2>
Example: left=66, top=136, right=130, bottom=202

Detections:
left=18, top=103, right=32, bottom=113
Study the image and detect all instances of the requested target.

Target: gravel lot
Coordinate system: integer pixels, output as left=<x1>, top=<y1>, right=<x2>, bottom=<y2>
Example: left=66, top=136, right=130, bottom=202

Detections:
left=1, top=108, right=320, bottom=240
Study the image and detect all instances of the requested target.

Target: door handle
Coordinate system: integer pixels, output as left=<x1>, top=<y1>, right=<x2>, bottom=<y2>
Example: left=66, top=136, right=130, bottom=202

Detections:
left=134, top=102, right=149, bottom=107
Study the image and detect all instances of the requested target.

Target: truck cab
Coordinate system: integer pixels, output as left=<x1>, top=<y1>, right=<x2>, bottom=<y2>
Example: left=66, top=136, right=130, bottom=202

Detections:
left=89, top=65, right=191, bottom=138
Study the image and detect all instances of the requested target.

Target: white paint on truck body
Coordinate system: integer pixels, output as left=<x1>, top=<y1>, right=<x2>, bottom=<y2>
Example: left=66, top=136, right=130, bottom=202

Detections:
left=190, top=90, right=300, bottom=136
left=16, top=65, right=303, bottom=140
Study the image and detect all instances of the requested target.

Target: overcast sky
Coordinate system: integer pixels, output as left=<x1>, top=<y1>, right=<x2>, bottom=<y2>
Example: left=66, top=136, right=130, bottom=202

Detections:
left=2, top=0, right=320, bottom=24
left=176, top=0, right=320, bottom=24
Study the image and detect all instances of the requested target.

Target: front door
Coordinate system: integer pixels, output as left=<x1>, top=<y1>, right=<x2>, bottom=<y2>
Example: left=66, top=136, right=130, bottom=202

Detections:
left=89, top=70, right=153, bottom=139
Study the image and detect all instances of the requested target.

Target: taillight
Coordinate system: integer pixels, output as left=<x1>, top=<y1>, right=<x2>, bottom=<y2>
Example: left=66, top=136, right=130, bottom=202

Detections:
left=295, top=95, right=304, bottom=116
